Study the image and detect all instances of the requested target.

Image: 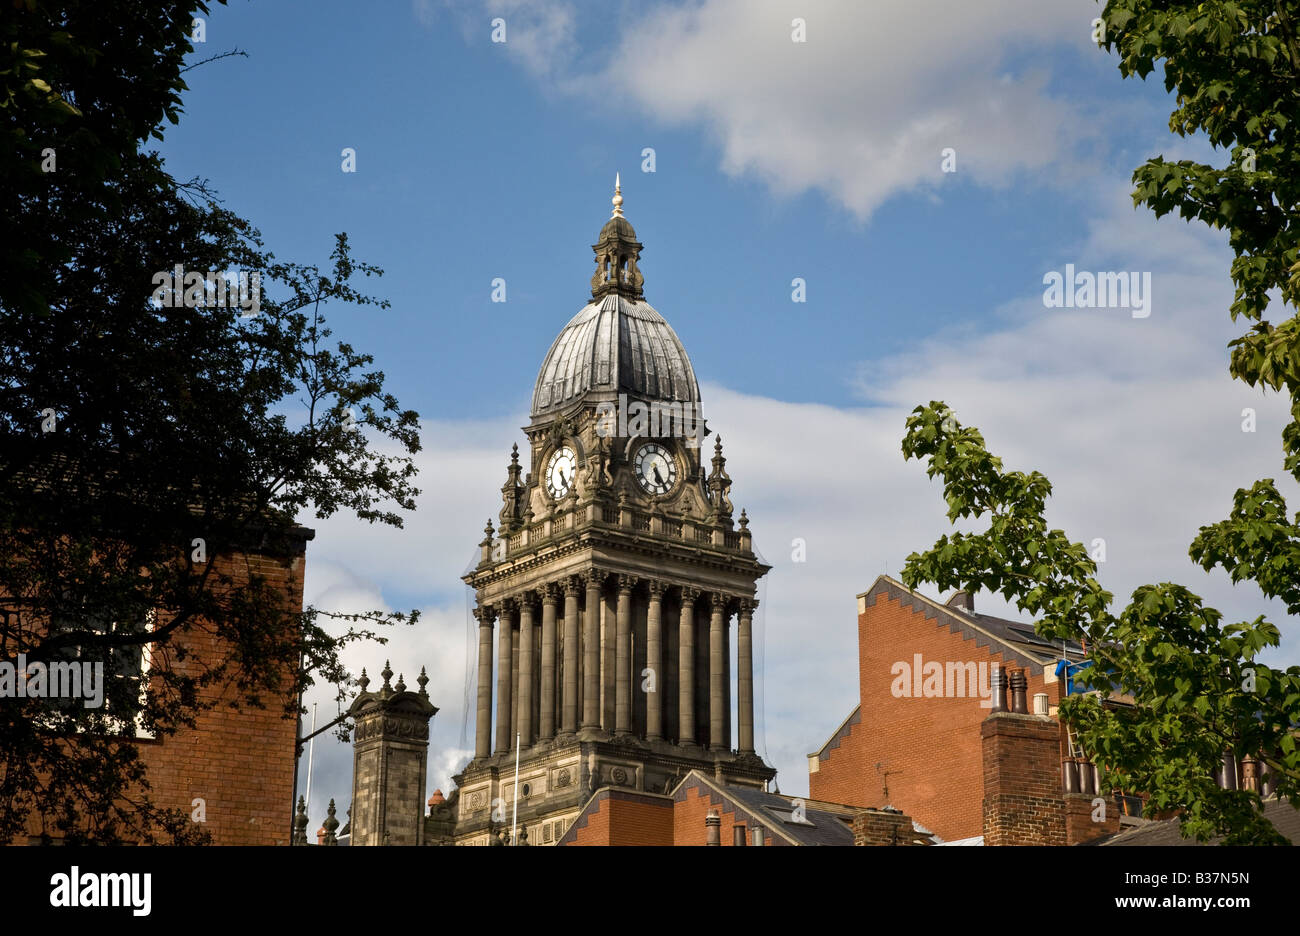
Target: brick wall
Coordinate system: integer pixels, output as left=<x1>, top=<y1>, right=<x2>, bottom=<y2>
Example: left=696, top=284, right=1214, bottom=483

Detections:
left=852, top=807, right=920, bottom=846
left=561, top=790, right=674, bottom=846
left=981, top=712, right=1065, bottom=846
left=128, top=546, right=305, bottom=845
left=1064, top=792, right=1120, bottom=845
left=671, top=784, right=782, bottom=846
left=810, top=587, right=1059, bottom=841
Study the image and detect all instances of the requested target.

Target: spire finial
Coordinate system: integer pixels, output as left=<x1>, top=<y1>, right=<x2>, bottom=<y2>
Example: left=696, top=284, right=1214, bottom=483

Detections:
left=612, top=172, right=624, bottom=218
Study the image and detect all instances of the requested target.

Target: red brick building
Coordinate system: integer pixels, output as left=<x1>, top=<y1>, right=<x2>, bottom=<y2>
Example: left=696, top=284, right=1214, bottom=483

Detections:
left=134, top=533, right=311, bottom=845
left=808, top=575, right=1082, bottom=842
left=14, top=528, right=311, bottom=846
left=555, top=769, right=934, bottom=846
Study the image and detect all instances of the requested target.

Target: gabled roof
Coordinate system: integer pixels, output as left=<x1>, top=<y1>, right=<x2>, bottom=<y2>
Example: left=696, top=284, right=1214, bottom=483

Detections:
left=858, top=575, right=1084, bottom=671
left=810, top=704, right=860, bottom=759
left=555, top=785, right=675, bottom=846
left=813, top=575, right=1085, bottom=763
left=671, top=770, right=857, bottom=846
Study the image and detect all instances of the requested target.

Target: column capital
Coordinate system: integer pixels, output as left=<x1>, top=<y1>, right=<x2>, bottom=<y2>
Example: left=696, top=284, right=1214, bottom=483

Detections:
left=564, top=575, right=582, bottom=596
left=647, top=580, right=667, bottom=599
left=472, top=604, right=497, bottom=626
left=617, top=574, right=638, bottom=595
left=579, top=569, right=606, bottom=590
left=679, top=585, right=701, bottom=604
left=709, top=592, right=728, bottom=612
left=738, top=597, right=758, bottom=616
left=541, top=582, right=560, bottom=605
left=500, top=596, right=519, bottom=615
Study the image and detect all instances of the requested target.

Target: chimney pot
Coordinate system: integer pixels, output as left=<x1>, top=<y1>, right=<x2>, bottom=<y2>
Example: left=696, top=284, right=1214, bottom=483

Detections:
left=947, top=589, right=974, bottom=614
left=1062, top=758, right=1079, bottom=794
left=733, top=825, right=747, bottom=846
left=1009, top=669, right=1029, bottom=714
left=989, top=664, right=1007, bottom=713
left=705, top=810, right=721, bottom=846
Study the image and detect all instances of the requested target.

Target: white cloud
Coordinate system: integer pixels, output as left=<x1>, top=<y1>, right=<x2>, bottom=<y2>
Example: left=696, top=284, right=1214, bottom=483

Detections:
left=600, top=0, right=1095, bottom=218
left=422, top=0, right=1102, bottom=219
left=414, top=0, right=578, bottom=79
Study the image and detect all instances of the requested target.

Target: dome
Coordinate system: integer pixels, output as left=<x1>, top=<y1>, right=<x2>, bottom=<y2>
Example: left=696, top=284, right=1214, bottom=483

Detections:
left=598, top=215, right=637, bottom=241
left=531, top=293, right=701, bottom=419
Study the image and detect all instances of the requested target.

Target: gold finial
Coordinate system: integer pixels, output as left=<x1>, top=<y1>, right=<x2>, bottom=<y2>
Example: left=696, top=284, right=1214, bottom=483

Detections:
left=611, top=172, right=624, bottom=218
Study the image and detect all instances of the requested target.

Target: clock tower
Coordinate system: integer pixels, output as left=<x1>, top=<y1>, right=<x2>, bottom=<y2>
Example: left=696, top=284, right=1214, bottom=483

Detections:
left=454, top=179, right=773, bottom=845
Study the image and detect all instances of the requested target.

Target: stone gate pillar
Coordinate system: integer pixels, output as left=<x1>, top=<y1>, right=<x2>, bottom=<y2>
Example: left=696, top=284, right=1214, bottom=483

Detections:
left=348, top=662, right=438, bottom=846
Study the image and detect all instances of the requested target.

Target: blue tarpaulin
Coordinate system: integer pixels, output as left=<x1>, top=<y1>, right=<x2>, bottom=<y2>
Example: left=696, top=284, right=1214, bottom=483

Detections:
left=1055, top=658, right=1093, bottom=695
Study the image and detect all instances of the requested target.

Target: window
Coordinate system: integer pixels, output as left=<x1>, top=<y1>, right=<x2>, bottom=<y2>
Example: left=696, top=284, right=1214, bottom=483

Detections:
left=43, top=609, right=154, bottom=739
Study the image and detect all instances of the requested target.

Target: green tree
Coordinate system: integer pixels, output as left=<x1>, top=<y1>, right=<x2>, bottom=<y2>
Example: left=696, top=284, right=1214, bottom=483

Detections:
left=900, top=0, right=1300, bottom=843
left=1, top=2, right=419, bottom=843
left=902, top=404, right=1298, bottom=844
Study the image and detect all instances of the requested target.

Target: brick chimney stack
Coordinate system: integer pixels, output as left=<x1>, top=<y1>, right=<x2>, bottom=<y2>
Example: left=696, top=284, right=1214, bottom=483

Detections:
left=981, top=708, right=1120, bottom=845
left=946, top=590, right=974, bottom=614
left=981, top=710, right=1066, bottom=846
left=852, top=806, right=921, bottom=846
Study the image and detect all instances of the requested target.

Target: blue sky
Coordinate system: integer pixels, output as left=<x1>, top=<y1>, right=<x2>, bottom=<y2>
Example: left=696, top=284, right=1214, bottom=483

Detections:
left=163, top=0, right=1131, bottom=423
left=155, top=1, right=1300, bottom=821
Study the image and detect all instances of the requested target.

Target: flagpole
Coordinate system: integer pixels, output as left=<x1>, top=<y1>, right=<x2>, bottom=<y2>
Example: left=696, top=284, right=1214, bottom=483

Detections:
left=511, top=731, right=520, bottom=845
left=304, top=702, right=317, bottom=819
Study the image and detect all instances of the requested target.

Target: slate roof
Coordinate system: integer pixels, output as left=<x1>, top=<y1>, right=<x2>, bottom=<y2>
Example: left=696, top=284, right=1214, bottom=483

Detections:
left=671, top=770, right=938, bottom=846
left=1090, top=797, right=1300, bottom=846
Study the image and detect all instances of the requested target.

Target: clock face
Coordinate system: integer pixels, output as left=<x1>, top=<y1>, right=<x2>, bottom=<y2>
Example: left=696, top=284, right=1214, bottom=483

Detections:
left=546, top=446, right=576, bottom=499
left=634, top=442, right=677, bottom=496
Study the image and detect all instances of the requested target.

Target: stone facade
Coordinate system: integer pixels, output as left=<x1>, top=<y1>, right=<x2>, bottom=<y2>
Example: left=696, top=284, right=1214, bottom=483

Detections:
left=348, top=663, right=437, bottom=846
left=453, top=182, right=775, bottom=845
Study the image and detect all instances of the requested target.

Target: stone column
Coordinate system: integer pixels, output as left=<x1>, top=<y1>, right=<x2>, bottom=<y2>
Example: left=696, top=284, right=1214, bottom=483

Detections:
left=517, top=593, right=536, bottom=746
left=582, top=571, right=603, bottom=730
left=738, top=598, right=756, bottom=754
left=562, top=577, right=580, bottom=735
left=615, top=574, right=636, bottom=736
left=709, top=594, right=727, bottom=750
left=646, top=581, right=665, bottom=741
left=474, top=602, right=495, bottom=759
left=495, top=599, right=515, bottom=754
left=540, top=583, right=559, bottom=740
left=678, top=587, right=699, bottom=744
left=602, top=589, right=617, bottom=731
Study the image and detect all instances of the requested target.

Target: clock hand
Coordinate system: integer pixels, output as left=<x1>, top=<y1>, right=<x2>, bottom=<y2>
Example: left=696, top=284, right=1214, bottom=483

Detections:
left=653, top=464, right=665, bottom=485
